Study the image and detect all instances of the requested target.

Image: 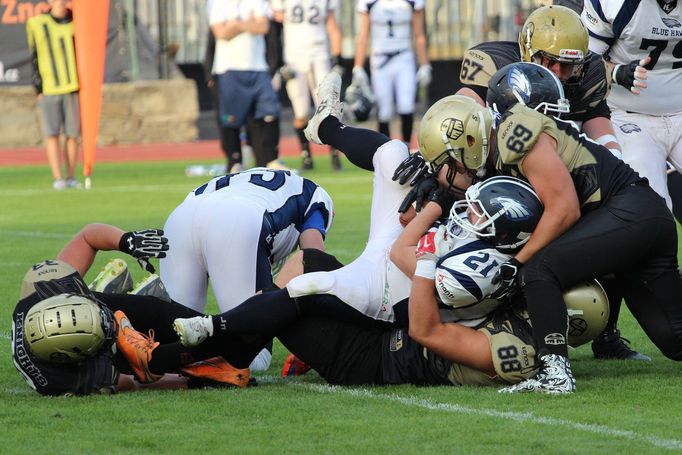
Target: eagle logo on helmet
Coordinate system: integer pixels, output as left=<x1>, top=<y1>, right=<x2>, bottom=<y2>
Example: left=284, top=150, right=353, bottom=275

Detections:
left=440, top=118, right=464, bottom=140
left=508, top=67, right=532, bottom=104
left=490, top=196, right=532, bottom=220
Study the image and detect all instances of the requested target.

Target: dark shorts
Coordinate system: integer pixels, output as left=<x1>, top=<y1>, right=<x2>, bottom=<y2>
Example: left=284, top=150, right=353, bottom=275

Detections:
left=39, top=92, right=81, bottom=137
left=216, top=70, right=280, bottom=127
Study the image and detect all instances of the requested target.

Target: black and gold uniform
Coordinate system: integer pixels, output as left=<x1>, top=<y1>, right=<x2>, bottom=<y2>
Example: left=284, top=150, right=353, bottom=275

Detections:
left=491, top=105, right=682, bottom=360
left=460, top=41, right=611, bottom=125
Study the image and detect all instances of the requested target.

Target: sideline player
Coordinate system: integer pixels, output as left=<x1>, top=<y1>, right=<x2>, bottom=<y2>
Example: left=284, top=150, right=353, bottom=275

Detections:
left=457, top=5, right=649, bottom=361
left=581, top=0, right=682, bottom=212
left=159, top=168, right=333, bottom=371
left=352, top=0, right=431, bottom=143
left=416, top=82, right=682, bottom=393
left=271, top=0, right=344, bottom=171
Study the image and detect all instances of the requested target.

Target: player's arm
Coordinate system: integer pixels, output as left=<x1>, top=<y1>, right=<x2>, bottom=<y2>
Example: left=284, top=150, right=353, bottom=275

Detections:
left=513, top=133, right=581, bottom=264
left=353, top=12, right=370, bottom=70
left=408, top=276, right=495, bottom=375
left=298, top=209, right=329, bottom=251
left=390, top=202, right=443, bottom=277
left=412, top=8, right=428, bottom=67
left=326, top=10, right=342, bottom=60
left=211, top=20, right=245, bottom=41
left=455, top=87, right=485, bottom=106
left=242, top=14, right=269, bottom=36
left=582, top=116, right=622, bottom=158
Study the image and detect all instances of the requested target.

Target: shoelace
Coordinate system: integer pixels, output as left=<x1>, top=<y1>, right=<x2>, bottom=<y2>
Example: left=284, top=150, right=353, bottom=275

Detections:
left=125, top=327, right=158, bottom=351
left=605, top=335, right=638, bottom=358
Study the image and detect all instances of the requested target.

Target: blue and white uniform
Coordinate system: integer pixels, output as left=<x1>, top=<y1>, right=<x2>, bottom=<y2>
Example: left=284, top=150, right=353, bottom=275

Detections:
left=286, top=140, right=508, bottom=324
left=161, top=168, right=333, bottom=314
left=357, top=0, right=423, bottom=122
left=582, top=0, right=682, bottom=208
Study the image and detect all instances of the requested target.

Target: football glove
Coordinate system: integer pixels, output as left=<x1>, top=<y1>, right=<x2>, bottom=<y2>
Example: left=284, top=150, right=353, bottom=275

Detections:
left=398, top=176, right=439, bottom=214
left=427, top=187, right=457, bottom=215
left=414, top=225, right=453, bottom=279
left=490, top=257, right=522, bottom=300
left=392, top=152, right=431, bottom=186
left=416, top=64, right=432, bottom=88
left=119, top=229, right=169, bottom=273
left=612, top=58, right=648, bottom=95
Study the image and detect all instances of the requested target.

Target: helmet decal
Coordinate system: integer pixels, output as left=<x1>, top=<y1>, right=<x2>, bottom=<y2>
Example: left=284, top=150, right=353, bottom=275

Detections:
left=440, top=117, right=464, bottom=141
left=490, top=196, right=533, bottom=221
left=508, top=67, right=532, bottom=104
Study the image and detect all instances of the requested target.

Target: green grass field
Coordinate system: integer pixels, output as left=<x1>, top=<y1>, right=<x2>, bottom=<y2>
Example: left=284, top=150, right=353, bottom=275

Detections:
left=1, top=157, right=682, bottom=454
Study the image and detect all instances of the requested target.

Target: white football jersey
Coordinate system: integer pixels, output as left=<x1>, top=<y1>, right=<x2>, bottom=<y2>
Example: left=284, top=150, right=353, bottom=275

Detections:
left=357, top=0, right=424, bottom=54
left=272, top=0, right=337, bottom=64
left=433, top=224, right=512, bottom=327
left=189, top=168, right=334, bottom=264
left=582, top=0, right=682, bottom=114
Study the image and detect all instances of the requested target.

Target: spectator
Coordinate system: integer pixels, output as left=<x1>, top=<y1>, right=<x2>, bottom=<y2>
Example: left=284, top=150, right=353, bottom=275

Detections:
left=26, top=0, right=81, bottom=190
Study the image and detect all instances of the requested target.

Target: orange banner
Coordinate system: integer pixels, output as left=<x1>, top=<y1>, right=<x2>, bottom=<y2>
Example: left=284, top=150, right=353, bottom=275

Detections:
left=73, top=0, right=109, bottom=178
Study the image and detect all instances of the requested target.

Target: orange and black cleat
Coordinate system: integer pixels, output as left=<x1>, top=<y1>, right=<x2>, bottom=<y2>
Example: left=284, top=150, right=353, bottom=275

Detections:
left=114, top=310, right=162, bottom=384
left=181, top=356, right=250, bottom=389
left=281, top=353, right=311, bottom=377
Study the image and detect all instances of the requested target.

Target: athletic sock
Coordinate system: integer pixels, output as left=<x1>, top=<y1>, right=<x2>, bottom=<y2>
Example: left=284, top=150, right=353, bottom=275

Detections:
left=318, top=116, right=390, bottom=171
left=224, top=127, right=242, bottom=169
left=211, top=288, right=300, bottom=336
left=295, top=126, right=310, bottom=155
left=522, top=280, right=569, bottom=357
left=400, top=113, right=413, bottom=144
left=378, top=121, right=390, bottom=138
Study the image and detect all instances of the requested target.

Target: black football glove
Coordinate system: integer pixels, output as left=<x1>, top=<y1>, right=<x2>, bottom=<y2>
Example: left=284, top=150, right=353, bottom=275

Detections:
left=612, top=58, right=648, bottom=94
left=427, top=187, right=457, bottom=215
left=398, top=176, right=439, bottom=213
left=392, top=152, right=431, bottom=186
left=490, top=258, right=522, bottom=300
left=119, top=229, right=169, bottom=273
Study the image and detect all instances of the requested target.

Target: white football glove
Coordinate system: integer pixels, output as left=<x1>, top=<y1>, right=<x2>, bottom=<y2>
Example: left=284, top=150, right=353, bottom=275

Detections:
left=416, top=64, right=432, bottom=88
left=414, top=225, right=455, bottom=280
left=352, top=66, right=370, bottom=91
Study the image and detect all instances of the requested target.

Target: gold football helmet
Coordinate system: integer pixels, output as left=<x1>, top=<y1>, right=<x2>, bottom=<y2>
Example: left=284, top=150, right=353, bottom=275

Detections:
left=564, top=279, right=610, bottom=348
left=418, top=95, right=493, bottom=182
left=519, top=5, right=589, bottom=85
left=24, top=293, right=116, bottom=363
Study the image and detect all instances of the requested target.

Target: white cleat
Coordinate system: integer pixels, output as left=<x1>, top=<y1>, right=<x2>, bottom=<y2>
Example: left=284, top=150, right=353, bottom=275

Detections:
left=173, top=315, right=214, bottom=347
left=498, top=354, right=576, bottom=394
left=304, top=72, right=343, bottom=145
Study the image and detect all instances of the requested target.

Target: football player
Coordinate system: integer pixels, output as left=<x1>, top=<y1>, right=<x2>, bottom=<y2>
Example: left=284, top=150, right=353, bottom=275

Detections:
left=271, top=0, right=344, bottom=171
left=416, top=66, right=682, bottom=393
left=461, top=32, right=650, bottom=362
left=352, top=0, right=431, bottom=143
left=581, top=1, right=682, bottom=215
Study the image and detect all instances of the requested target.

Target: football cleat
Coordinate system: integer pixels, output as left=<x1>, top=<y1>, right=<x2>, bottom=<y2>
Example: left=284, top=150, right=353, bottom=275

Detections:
left=281, top=353, right=311, bottom=377
left=129, top=274, right=171, bottom=302
left=114, top=310, right=161, bottom=384
left=66, top=178, right=83, bottom=189
left=173, top=315, right=213, bottom=347
left=498, top=354, right=576, bottom=394
left=181, top=356, right=250, bottom=389
left=89, top=258, right=134, bottom=294
left=53, top=179, right=67, bottom=190
left=592, top=329, right=651, bottom=361
left=301, top=150, right=314, bottom=170
left=305, top=71, right=343, bottom=145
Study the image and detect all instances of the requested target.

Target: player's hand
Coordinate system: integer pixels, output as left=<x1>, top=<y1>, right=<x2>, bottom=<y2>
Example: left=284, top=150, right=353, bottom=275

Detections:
left=414, top=225, right=453, bottom=279
left=352, top=66, right=370, bottom=89
left=612, top=57, right=649, bottom=95
left=416, top=64, right=432, bottom=88
left=392, top=152, right=430, bottom=186
left=398, top=176, right=439, bottom=213
left=119, top=229, right=169, bottom=273
left=427, top=187, right=457, bottom=216
left=490, top=258, right=522, bottom=300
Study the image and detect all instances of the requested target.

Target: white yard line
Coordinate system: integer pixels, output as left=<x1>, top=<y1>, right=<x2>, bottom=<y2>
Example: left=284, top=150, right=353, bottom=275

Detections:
left=295, top=383, right=682, bottom=451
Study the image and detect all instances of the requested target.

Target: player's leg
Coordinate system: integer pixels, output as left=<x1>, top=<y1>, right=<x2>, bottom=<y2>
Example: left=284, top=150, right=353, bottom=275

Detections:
left=311, top=58, right=343, bottom=170
left=393, top=52, right=417, bottom=144
left=613, top=111, right=671, bottom=208
left=305, top=72, right=391, bottom=170
left=370, top=56, right=395, bottom=138
left=159, top=198, right=209, bottom=313
left=286, top=63, right=314, bottom=169
left=63, top=92, right=81, bottom=185
left=666, top=113, right=682, bottom=222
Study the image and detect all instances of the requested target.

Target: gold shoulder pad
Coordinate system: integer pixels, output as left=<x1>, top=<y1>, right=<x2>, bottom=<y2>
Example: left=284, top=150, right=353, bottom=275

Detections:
left=460, top=48, right=499, bottom=87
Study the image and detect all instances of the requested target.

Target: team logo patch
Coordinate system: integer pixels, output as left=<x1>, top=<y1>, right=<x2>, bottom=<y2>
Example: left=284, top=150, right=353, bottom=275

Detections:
left=491, top=196, right=531, bottom=220
left=619, top=123, right=641, bottom=134
left=544, top=333, right=566, bottom=345
left=440, top=117, right=464, bottom=140
left=508, top=67, right=532, bottom=104
left=663, top=17, right=681, bottom=28
left=568, top=318, right=588, bottom=337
